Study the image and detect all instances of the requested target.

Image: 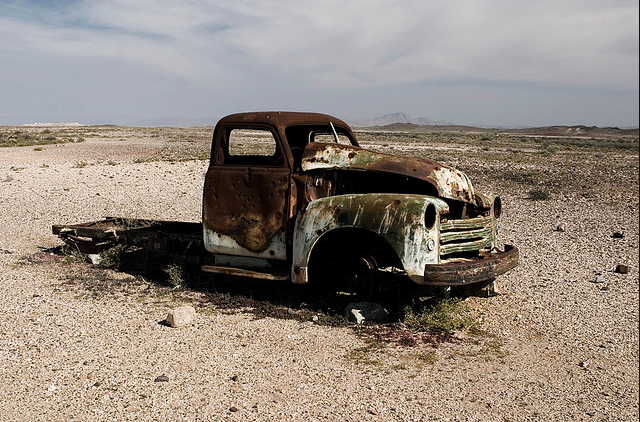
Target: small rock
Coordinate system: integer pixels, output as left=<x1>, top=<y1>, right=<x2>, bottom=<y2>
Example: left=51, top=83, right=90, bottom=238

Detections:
left=612, top=231, right=624, bottom=239
left=311, top=315, right=319, bottom=322
left=47, top=384, right=57, bottom=392
left=349, top=309, right=365, bottom=324
left=230, top=375, right=239, bottom=382
left=87, top=254, right=102, bottom=265
left=461, top=280, right=499, bottom=297
left=555, top=223, right=566, bottom=232
left=614, top=264, right=629, bottom=274
left=229, top=406, right=239, bottom=412
left=344, top=302, right=388, bottom=324
left=578, top=361, right=589, bottom=369
left=154, top=375, right=169, bottom=382
left=165, top=306, right=196, bottom=328
left=591, top=276, right=604, bottom=284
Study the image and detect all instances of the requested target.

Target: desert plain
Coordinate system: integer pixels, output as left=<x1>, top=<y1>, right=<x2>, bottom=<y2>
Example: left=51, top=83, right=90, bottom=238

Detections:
left=0, top=123, right=638, bottom=420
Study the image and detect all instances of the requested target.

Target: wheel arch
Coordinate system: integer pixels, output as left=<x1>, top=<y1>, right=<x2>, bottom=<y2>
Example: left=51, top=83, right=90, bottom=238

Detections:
left=307, top=226, right=402, bottom=276
left=290, top=193, right=447, bottom=284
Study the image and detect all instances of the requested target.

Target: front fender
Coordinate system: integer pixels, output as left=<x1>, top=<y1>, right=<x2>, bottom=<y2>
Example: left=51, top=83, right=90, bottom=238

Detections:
left=291, top=193, right=449, bottom=284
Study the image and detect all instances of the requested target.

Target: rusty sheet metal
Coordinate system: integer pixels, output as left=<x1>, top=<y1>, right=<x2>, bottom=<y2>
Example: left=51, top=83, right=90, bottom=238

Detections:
left=301, top=142, right=478, bottom=206
left=52, top=218, right=202, bottom=255
left=439, top=214, right=495, bottom=256
left=214, top=111, right=358, bottom=154
left=202, top=166, right=289, bottom=259
left=424, top=245, right=519, bottom=286
left=201, top=264, right=289, bottom=280
left=291, top=193, right=450, bottom=284
left=215, top=111, right=357, bottom=142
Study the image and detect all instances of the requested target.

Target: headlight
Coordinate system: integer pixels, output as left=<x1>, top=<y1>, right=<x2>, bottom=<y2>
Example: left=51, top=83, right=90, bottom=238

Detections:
left=493, top=196, right=502, bottom=218
left=425, top=203, right=436, bottom=229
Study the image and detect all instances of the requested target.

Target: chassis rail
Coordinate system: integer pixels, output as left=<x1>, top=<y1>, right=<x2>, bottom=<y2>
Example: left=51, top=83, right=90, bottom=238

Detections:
left=52, top=217, right=203, bottom=256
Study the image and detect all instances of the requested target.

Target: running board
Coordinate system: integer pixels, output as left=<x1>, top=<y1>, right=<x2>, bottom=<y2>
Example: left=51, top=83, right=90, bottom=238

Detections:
left=201, top=265, right=289, bottom=281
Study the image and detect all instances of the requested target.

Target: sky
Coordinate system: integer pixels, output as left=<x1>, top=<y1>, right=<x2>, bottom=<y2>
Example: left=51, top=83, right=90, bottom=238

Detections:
left=1, top=0, right=638, bottom=127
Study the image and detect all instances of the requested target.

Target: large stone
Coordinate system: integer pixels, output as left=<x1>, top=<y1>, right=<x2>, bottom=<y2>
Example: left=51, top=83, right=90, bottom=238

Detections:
left=344, top=302, right=388, bottom=324
left=165, top=306, right=196, bottom=328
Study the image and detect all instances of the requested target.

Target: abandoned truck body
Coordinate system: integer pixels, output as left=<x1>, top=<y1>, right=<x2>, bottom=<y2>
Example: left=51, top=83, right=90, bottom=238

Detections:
left=53, top=111, right=517, bottom=296
left=200, top=111, right=517, bottom=294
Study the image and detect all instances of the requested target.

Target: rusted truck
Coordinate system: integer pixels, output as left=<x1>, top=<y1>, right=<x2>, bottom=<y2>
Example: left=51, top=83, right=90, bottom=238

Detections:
left=54, top=112, right=518, bottom=298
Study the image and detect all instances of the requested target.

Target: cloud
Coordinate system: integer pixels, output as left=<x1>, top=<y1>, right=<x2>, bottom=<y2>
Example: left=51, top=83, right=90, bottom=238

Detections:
left=4, top=0, right=638, bottom=87
left=0, top=0, right=638, bottom=125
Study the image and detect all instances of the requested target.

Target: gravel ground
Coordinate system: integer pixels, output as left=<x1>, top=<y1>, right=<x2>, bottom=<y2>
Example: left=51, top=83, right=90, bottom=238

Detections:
left=0, top=130, right=638, bottom=421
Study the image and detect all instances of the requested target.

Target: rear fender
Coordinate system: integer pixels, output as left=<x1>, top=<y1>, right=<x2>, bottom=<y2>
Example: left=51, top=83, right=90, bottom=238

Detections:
left=291, top=193, right=449, bottom=283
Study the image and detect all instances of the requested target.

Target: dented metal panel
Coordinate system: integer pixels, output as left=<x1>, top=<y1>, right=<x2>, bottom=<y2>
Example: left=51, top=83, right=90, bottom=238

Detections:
left=439, top=214, right=495, bottom=256
left=291, top=193, right=450, bottom=284
left=440, top=238, right=493, bottom=256
left=440, top=215, right=493, bottom=231
left=424, top=245, right=519, bottom=286
left=202, top=165, right=289, bottom=259
left=440, top=225, right=493, bottom=244
left=301, top=142, right=478, bottom=205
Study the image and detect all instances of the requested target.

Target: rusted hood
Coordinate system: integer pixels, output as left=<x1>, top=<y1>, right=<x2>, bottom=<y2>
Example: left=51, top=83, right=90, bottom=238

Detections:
left=301, top=142, right=478, bottom=205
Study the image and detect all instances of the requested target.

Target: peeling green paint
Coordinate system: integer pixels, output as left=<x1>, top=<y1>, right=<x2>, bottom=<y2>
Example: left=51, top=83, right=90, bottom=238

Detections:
left=291, top=193, right=450, bottom=284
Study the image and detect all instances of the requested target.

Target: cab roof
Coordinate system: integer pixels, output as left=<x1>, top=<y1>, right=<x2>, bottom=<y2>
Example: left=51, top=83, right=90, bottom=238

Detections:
left=216, top=111, right=353, bottom=132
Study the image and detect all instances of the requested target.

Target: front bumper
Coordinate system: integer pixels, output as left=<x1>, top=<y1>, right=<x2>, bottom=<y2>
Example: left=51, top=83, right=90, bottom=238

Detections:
left=423, top=245, right=518, bottom=286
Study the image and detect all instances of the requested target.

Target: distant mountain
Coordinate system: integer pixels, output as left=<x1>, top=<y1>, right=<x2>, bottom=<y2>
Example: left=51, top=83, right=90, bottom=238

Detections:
left=347, top=113, right=451, bottom=128
left=126, top=116, right=219, bottom=127
left=502, top=125, right=639, bottom=137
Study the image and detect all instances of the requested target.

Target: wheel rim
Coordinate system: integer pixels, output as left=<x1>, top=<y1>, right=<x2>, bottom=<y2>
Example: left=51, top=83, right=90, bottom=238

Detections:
left=342, top=255, right=380, bottom=300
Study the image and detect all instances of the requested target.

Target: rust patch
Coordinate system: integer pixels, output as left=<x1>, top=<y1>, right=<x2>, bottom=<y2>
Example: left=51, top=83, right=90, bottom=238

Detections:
left=301, top=142, right=479, bottom=206
left=203, top=167, right=290, bottom=253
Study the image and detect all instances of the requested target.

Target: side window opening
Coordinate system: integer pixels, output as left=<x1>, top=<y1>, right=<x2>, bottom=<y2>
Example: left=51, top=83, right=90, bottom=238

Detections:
left=222, top=128, right=283, bottom=166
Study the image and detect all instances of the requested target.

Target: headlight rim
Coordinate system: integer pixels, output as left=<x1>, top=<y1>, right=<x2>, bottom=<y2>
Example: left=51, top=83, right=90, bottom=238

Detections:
left=493, top=196, right=502, bottom=219
left=425, top=203, right=437, bottom=229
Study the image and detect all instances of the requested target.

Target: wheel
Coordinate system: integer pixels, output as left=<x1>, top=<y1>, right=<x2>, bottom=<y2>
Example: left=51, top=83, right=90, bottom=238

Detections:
left=307, top=230, right=400, bottom=302
left=327, top=249, right=382, bottom=300
left=344, top=254, right=382, bottom=300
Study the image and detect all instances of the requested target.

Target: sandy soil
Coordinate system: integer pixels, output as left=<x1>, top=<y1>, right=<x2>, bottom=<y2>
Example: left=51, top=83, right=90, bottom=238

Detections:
left=0, top=129, right=638, bottom=421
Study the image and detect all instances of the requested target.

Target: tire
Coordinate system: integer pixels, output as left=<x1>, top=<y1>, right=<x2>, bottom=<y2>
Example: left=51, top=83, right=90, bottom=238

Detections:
left=312, top=244, right=382, bottom=300
left=308, top=229, right=404, bottom=302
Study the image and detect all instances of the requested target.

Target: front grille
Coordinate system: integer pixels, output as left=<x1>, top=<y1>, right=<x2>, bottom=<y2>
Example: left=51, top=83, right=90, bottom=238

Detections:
left=439, top=215, right=493, bottom=257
